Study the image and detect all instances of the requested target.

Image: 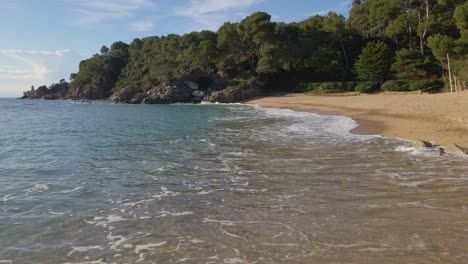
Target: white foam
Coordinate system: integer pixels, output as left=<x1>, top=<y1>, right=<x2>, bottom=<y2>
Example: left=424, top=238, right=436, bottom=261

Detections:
left=61, top=186, right=83, bottom=193
left=157, top=211, right=193, bottom=217
left=224, top=258, right=244, bottom=264
left=84, top=215, right=127, bottom=228
left=152, top=186, right=181, bottom=200
left=256, top=106, right=373, bottom=139
left=134, top=241, right=167, bottom=254
left=62, top=260, right=107, bottom=264
left=67, top=246, right=103, bottom=256
left=25, top=184, right=49, bottom=194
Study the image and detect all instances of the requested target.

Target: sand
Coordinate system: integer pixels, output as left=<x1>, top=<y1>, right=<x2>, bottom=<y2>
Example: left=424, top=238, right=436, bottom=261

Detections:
left=247, top=91, right=468, bottom=147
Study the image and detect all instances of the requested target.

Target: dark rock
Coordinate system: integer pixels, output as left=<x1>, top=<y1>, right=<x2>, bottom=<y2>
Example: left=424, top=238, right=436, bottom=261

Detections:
left=413, top=140, right=440, bottom=148
left=192, top=90, right=205, bottom=98
left=205, top=86, right=262, bottom=103
left=144, top=80, right=193, bottom=104
left=210, top=75, right=228, bottom=91
left=111, top=85, right=142, bottom=103
left=21, top=83, right=70, bottom=100
left=185, top=81, right=199, bottom=90
left=43, top=94, right=59, bottom=100
left=130, top=93, right=147, bottom=104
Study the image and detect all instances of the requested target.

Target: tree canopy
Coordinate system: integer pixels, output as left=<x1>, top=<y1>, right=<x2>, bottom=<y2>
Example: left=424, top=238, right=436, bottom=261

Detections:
left=49, top=0, right=466, bottom=99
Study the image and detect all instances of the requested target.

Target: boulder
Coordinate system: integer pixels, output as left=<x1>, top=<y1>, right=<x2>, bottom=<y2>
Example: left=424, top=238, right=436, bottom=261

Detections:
left=130, top=93, right=147, bottom=104
left=413, top=140, right=439, bottom=148
left=185, top=81, right=199, bottom=90
left=205, top=86, right=262, bottom=103
left=144, top=80, right=193, bottom=104
left=111, top=85, right=142, bottom=103
left=443, top=144, right=468, bottom=156
left=192, top=90, right=205, bottom=98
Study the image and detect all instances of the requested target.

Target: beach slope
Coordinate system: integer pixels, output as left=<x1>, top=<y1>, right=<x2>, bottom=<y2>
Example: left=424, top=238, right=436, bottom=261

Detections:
left=247, top=92, right=468, bottom=147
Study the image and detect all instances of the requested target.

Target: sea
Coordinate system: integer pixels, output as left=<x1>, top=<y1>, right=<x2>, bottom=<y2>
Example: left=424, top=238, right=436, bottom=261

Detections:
left=0, top=98, right=467, bottom=263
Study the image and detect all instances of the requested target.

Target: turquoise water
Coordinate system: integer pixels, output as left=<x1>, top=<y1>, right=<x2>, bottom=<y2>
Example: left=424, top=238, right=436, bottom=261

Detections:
left=0, top=98, right=467, bottom=263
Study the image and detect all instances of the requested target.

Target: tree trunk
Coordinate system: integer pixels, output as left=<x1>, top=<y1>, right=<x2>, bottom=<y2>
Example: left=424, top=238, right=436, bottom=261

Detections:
left=340, top=39, right=349, bottom=70
left=447, top=53, right=453, bottom=94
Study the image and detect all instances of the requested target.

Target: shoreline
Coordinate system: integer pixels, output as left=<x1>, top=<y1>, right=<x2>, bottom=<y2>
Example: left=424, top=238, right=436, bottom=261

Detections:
left=246, top=92, right=468, bottom=148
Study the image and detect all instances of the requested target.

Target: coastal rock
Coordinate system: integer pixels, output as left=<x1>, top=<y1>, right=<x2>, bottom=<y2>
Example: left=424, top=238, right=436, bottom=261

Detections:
left=185, top=81, right=199, bottom=90
left=443, top=144, right=468, bottom=156
left=21, top=83, right=70, bottom=100
left=130, top=93, right=147, bottom=104
left=144, top=80, right=193, bottom=104
left=192, top=90, right=205, bottom=98
left=210, top=75, right=228, bottom=91
left=205, top=85, right=261, bottom=103
left=413, top=140, right=439, bottom=148
left=111, top=85, right=142, bottom=103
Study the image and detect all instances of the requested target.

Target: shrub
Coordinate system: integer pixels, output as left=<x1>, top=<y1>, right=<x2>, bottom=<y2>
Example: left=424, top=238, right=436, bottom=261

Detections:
left=227, top=79, right=248, bottom=89
left=408, top=79, right=444, bottom=91
left=295, top=82, right=358, bottom=93
left=355, top=82, right=378, bottom=93
left=381, top=80, right=411, bottom=91
left=294, top=82, right=320, bottom=93
left=343, top=82, right=359, bottom=91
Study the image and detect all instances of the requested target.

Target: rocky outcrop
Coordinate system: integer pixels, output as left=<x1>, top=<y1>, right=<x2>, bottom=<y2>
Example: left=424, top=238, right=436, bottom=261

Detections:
left=111, top=85, right=142, bottom=103
left=204, top=79, right=264, bottom=103
left=21, top=83, right=70, bottom=100
left=22, top=73, right=266, bottom=104
left=444, top=144, right=468, bottom=156
left=130, top=93, right=147, bottom=104
left=144, top=80, right=195, bottom=104
left=69, top=82, right=112, bottom=100
left=204, top=86, right=260, bottom=103
left=413, top=140, right=468, bottom=156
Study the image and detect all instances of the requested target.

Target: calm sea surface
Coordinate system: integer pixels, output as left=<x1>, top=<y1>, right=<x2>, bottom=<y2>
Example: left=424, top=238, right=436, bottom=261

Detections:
left=0, top=98, right=467, bottom=263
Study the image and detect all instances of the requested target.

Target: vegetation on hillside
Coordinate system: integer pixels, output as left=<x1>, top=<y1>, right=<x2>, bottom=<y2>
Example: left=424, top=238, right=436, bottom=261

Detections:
left=30, top=0, right=468, bottom=99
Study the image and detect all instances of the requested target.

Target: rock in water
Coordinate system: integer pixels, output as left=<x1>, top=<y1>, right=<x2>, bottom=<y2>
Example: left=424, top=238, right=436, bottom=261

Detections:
left=413, top=140, right=439, bottom=148
left=443, top=144, right=468, bottom=156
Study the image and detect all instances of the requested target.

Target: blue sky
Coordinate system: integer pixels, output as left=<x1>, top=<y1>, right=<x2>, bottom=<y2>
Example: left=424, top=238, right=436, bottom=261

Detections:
left=0, top=0, right=351, bottom=97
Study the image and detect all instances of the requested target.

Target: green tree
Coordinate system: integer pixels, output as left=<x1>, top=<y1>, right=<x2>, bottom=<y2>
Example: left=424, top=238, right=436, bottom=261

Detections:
left=391, top=48, right=439, bottom=78
left=354, top=41, right=391, bottom=81
left=100, top=45, right=110, bottom=55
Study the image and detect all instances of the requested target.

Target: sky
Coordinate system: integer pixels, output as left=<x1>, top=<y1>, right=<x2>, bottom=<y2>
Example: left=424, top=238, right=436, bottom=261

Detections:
left=0, top=0, right=352, bottom=97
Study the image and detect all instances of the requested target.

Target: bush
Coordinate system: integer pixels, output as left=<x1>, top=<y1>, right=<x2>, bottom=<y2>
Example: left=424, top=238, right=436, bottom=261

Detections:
left=381, top=80, right=411, bottom=91
left=408, top=79, right=444, bottom=91
left=295, top=82, right=358, bottom=93
left=228, top=79, right=249, bottom=89
left=355, top=82, right=378, bottom=93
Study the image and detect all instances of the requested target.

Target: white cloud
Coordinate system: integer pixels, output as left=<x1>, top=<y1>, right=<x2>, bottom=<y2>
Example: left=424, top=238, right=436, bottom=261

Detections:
left=130, top=19, right=154, bottom=32
left=176, top=0, right=262, bottom=30
left=0, top=49, right=71, bottom=57
left=65, top=0, right=155, bottom=25
left=0, top=49, right=82, bottom=97
left=311, top=0, right=352, bottom=16
left=0, top=49, right=71, bottom=80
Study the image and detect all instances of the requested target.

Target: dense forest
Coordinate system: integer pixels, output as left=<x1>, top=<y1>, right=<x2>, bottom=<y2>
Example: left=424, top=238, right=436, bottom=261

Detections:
left=22, top=0, right=468, bottom=103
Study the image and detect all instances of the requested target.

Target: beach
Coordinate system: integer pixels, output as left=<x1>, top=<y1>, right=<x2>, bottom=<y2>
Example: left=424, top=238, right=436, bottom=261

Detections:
left=247, top=91, right=468, bottom=147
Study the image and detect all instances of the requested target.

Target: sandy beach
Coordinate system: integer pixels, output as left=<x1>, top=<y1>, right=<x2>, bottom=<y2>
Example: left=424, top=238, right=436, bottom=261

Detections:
left=247, top=91, right=468, bottom=147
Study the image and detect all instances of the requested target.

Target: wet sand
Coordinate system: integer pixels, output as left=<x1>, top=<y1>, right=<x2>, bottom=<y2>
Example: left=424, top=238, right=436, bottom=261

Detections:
left=247, top=91, right=468, bottom=147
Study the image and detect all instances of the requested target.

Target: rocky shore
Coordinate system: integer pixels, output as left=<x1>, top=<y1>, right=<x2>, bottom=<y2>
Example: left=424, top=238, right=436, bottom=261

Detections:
left=20, top=74, right=265, bottom=104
